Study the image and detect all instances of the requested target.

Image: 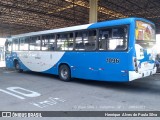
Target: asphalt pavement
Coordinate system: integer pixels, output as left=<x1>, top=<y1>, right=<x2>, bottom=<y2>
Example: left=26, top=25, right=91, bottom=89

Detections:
left=0, top=67, right=160, bottom=120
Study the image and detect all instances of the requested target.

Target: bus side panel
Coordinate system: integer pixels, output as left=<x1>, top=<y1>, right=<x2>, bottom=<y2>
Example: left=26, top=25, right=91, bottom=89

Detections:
left=59, top=52, right=130, bottom=82
left=58, top=52, right=100, bottom=80
left=11, top=51, right=64, bottom=74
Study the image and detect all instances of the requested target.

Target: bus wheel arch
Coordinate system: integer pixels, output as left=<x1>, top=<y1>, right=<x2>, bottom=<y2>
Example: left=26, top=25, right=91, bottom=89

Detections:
left=58, top=63, right=71, bottom=81
left=14, top=59, right=23, bottom=73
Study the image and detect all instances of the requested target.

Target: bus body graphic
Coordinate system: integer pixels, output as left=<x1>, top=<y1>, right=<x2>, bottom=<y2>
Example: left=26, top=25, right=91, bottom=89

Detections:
left=5, top=17, right=157, bottom=82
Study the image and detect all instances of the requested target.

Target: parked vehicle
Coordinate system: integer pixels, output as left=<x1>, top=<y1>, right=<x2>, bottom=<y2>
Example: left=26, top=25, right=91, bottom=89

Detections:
left=5, top=17, right=157, bottom=82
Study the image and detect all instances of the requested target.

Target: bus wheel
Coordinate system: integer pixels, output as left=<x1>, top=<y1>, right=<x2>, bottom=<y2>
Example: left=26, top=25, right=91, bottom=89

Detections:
left=15, top=61, right=23, bottom=73
left=59, top=64, right=71, bottom=81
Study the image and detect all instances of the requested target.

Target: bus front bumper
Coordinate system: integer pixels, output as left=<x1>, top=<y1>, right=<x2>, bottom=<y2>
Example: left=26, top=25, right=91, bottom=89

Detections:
left=129, top=68, right=157, bottom=81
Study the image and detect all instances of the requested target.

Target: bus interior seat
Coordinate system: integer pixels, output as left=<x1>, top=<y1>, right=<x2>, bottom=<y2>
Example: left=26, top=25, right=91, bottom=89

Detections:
left=115, top=45, right=126, bottom=50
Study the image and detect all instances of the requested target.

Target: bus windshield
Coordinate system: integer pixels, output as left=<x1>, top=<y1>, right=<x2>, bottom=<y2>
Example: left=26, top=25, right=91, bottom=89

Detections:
left=135, top=21, right=156, bottom=48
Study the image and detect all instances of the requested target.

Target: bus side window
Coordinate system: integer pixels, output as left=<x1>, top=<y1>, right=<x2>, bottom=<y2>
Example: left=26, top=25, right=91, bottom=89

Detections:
left=12, top=39, right=19, bottom=51
left=99, top=29, right=110, bottom=50
left=68, top=33, right=74, bottom=51
left=85, top=30, right=96, bottom=51
left=75, top=32, right=84, bottom=51
left=75, top=31, right=89, bottom=51
left=56, top=33, right=73, bottom=51
left=42, top=34, right=56, bottom=51
left=112, top=27, right=128, bottom=50
left=99, top=26, right=128, bottom=51
left=20, top=37, right=29, bottom=51
left=57, top=34, right=67, bottom=51
left=75, top=30, right=96, bottom=51
left=29, top=36, right=41, bottom=51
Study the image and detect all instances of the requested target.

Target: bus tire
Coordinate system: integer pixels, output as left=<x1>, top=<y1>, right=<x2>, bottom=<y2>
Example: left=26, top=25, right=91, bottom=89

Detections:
left=15, top=61, right=23, bottom=73
left=59, top=64, right=71, bottom=81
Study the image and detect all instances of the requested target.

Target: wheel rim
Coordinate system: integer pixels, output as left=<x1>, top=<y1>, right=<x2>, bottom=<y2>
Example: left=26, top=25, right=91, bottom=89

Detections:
left=61, top=68, right=68, bottom=80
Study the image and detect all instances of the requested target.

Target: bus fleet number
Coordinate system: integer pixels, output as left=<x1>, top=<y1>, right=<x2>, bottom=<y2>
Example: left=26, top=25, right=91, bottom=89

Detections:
left=106, top=58, right=120, bottom=63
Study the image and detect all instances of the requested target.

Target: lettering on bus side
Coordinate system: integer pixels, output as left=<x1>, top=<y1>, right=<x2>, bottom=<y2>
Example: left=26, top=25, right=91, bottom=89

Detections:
left=106, top=58, right=120, bottom=63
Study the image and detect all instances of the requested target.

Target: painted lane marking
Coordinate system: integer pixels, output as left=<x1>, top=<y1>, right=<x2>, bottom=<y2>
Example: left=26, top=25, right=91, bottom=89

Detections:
left=0, top=89, right=25, bottom=99
left=7, top=87, right=41, bottom=97
left=0, top=87, right=41, bottom=99
left=30, top=97, right=66, bottom=108
left=3, top=71, right=16, bottom=73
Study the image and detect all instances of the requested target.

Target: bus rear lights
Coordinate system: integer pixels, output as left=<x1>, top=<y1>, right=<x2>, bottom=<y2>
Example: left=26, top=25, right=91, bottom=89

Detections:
left=133, top=57, right=138, bottom=72
left=134, top=58, right=137, bottom=62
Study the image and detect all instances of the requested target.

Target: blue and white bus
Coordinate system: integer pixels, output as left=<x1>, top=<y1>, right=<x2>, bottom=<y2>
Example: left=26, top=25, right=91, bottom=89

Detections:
left=5, top=17, right=157, bottom=82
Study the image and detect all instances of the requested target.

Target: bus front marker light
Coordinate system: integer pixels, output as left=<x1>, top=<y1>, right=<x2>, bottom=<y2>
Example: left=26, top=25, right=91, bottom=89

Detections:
left=134, top=58, right=137, bottom=62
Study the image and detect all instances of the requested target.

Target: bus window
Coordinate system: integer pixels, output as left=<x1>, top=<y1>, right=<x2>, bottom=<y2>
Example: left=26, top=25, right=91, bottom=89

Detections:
left=20, top=37, right=29, bottom=51
left=42, top=34, right=56, bottom=51
left=68, top=33, right=74, bottom=51
left=75, top=31, right=85, bottom=51
left=12, top=39, right=19, bottom=51
left=99, top=26, right=128, bottom=51
left=112, top=27, right=127, bottom=50
left=57, top=34, right=67, bottom=51
left=85, top=30, right=96, bottom=51
left=75, top=30, right=96, bottom=51
left=29, top=36, right=41, bottom=51
left=56, top=33, right=73, bottom=51
left=99, top=29, right=110, bottom=50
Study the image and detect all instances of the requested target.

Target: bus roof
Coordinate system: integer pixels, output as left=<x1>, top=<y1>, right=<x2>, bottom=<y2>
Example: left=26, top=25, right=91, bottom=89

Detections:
left=11, top=17, right=154, bottom=39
